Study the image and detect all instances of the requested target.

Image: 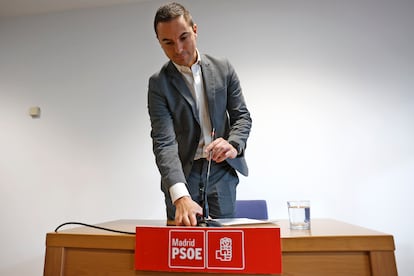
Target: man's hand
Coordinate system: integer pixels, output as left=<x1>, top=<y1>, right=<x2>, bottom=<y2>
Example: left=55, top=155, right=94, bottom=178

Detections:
left=205, top=138, right=238, bottom=163
left=174, top=196, right=203, bottom=226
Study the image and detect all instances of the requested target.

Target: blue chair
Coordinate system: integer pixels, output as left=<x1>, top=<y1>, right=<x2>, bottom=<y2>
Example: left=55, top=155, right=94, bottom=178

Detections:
left=234, top=200, right=268, bottom=220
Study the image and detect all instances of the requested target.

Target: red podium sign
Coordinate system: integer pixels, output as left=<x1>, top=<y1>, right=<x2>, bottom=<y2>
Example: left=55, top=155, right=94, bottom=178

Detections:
left=135, top=226, right=281, bottom=274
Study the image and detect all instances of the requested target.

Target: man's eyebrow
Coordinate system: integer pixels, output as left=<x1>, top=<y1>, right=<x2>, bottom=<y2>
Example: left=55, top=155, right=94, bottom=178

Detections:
left=180, top=31, right=190, bottom=37
left=161, top=31, right=190, bottom=42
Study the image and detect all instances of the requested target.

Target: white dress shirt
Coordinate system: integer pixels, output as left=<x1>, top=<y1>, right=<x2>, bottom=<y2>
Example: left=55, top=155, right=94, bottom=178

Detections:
left=169, top=50, right=213, bottom=204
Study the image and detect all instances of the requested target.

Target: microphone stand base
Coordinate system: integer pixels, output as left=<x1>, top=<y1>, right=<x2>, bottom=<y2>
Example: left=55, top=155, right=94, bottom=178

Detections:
left=197, top=218, right=222, bottom=227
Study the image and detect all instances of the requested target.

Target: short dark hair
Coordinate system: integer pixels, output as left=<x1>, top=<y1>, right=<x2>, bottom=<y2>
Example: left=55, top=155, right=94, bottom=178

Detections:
left=154, top=2, right=194, bottom=36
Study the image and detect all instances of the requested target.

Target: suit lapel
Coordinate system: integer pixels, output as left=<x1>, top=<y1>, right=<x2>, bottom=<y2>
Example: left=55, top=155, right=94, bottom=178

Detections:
left=200, top=56, right=216, bottom=128
left=166, top=62, right=199, bottom=123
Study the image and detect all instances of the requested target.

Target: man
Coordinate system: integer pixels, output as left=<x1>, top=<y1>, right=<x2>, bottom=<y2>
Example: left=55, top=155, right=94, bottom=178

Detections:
left=148, top=2, right=252, bottom=226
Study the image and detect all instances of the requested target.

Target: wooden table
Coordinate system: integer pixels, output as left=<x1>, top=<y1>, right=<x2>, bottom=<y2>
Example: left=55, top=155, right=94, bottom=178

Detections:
left=43, top=219, right=397, bottom=276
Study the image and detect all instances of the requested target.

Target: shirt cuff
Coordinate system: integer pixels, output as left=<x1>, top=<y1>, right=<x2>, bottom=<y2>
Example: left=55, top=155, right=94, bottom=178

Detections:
left=169, top=182, right=190, bottom=204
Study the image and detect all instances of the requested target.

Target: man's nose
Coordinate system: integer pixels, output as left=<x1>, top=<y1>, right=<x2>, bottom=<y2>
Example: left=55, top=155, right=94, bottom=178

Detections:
left=174, top=41, right=183, bottom=54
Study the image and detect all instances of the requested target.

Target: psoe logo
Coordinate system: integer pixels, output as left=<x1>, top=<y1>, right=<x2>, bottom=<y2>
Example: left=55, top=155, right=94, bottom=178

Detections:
left=168, top=230, right=205, bottom=269
left=216, top=237, right=232, bottom=261
left=207, top=230, right=245, bottom=270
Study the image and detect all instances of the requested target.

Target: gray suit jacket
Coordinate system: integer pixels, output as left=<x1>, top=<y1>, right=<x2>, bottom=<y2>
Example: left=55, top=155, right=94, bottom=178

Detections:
left=148, top=54, right=252, bottom=194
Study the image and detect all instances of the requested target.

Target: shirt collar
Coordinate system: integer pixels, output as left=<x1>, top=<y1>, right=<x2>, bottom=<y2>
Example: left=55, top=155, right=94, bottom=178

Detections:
left=173, top=49, right=201, bottom=74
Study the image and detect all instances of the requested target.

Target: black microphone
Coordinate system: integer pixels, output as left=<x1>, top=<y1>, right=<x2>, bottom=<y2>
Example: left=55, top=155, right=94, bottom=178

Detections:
left=197, top=128, right=222, bottom=227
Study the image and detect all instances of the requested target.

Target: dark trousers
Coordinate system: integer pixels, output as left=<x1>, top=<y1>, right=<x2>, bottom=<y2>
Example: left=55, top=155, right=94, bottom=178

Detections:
left=165, top=159, right=239, bottom=220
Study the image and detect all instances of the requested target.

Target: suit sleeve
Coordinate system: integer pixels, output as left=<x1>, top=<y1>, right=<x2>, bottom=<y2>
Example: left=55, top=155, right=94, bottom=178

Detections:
left=147, top=74, right=187, bottom=193
left=225, top=60, right=252, bottom=156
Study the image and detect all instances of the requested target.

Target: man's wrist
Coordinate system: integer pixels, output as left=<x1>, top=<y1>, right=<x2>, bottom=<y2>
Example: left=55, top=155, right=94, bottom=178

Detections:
left=169, top=182, right=190, bottom=204
left=229, top=141, right=242, bottom=156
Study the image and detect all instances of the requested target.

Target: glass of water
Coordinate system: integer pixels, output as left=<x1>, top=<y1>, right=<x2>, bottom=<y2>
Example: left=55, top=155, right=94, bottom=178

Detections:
left=287, top=200, right=311, bottom=230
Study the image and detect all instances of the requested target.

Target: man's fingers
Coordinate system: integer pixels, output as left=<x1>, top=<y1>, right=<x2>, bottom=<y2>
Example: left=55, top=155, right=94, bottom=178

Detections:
left=189, top=214, right=199, bottom=226
left=176, top=214, right=190, bottom=226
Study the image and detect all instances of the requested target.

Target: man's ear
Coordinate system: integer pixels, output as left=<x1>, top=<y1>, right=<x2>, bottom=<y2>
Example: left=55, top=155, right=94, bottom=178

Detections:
left=193, top=24, right=198, bottom=37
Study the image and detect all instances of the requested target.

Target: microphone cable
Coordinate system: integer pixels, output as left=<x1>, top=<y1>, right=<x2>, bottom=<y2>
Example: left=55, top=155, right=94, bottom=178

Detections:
left=54, top=222, right=135, bottom=235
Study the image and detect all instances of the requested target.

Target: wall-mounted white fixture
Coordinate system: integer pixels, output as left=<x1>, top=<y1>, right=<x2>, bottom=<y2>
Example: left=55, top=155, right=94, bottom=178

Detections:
left=29, top=106, right=41, bottom=118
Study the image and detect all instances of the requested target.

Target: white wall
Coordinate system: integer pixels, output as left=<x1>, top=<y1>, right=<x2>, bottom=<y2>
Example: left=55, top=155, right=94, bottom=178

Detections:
left=1, top=0, right=413, bottom=275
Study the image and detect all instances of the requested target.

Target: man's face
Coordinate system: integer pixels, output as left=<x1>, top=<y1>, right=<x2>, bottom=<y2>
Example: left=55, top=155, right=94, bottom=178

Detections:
left=156, top=15, right=198, bottom=67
